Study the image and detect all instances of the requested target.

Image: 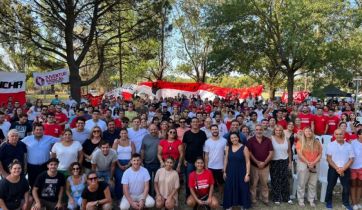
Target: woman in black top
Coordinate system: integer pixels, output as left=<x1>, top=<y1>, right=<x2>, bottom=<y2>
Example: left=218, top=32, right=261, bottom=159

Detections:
left=81, top=171, right=112, bottom=210
left=0, top=159, right=30, bottom=210
left=82, top=126, right=102, bottom=172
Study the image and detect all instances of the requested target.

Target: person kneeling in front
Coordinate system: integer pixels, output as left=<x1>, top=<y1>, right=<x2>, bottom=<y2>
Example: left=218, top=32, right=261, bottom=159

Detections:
left=120, top=153, right=155, bottom=210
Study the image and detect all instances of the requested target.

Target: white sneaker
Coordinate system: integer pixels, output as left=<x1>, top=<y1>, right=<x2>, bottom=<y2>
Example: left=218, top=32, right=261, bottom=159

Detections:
left=353, top=205, right=359, bottom=210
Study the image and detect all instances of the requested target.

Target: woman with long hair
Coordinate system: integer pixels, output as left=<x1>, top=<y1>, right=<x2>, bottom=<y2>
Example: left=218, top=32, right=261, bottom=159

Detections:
left=82, top=126, right=103, bottom=173
left=51, top=129, right=83, bottom=176
left=154, top=157, right=180, bottom=210
left=66, top=162, right=86, bottom=210
left=112, top=128, right=135, bottom=199
left=159, top=120, right=169, bottom=139
left=158, top=128, right=184, bottom=173
left=187, top=157, right=219, bottom=209
left=296, top=127, right=322, bottom=207
left=270, top=125, right=293, bottom=205
left=0, top=159, right=30, bottom=210
left=223, top=132, right=251, bottom=210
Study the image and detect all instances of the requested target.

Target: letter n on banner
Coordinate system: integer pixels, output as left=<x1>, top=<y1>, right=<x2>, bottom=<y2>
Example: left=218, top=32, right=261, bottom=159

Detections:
left=0, top=72, right=26, bottom=105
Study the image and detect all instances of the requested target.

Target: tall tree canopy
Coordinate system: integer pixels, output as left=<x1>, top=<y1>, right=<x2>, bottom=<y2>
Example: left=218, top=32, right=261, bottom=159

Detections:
left=207, top=0, right=361, bottom=103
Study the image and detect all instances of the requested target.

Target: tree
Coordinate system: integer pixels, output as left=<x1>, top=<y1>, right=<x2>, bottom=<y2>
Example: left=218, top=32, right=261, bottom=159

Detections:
left=0, top=0, right=167, bottom=101
left=207, top=0, right=360, bottom=104
left=174, top=0, right=212, bottom=83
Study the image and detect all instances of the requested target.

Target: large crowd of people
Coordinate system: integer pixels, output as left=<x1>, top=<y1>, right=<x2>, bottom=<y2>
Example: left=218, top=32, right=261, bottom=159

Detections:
left=0, top=93, right=361, bottom=210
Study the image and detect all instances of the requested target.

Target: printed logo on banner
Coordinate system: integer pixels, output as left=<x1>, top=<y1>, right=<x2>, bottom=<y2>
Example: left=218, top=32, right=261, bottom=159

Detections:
left=35, top=76, right=46, bottom=86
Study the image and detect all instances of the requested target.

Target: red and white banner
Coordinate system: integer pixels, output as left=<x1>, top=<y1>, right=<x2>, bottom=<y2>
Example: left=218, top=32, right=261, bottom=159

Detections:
left=135, top=80, right=263, bottom=100
left=33, top=68, right=69, bottom=87
left=104, top=84, right=136, bottom=101
left=0, top=72, right=26, bottom=105
left=281, top=91, right=309, bottom=104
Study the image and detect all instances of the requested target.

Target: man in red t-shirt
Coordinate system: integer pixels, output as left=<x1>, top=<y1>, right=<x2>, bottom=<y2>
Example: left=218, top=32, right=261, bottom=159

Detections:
left=43, top=113, right=62, bottom=137
left=325, top=110, right=340, bottom=135
left=298, top=106, right=314, bottom=131
left=313, top=108, right=327, bottom=136
left=54, top=105, right=68, bottom=130
left=276, top=110, right=288, bottom=129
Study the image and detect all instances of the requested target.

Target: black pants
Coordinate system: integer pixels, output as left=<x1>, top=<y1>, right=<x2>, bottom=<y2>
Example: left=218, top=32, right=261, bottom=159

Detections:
left=27, top=162, right=47, bottom=187
left=325, top=167, right=351, bottom=206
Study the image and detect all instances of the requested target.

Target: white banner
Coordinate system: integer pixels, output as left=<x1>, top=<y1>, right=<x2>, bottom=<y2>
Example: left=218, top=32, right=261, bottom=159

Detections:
left=0, top=72, right=26, bottom=93
left=104, top=84, right=137, bottom=99
left=33, top=68, right=69, bottom=87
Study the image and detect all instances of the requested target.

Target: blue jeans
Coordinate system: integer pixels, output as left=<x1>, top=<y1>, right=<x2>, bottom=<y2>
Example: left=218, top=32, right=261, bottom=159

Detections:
left=114, top=159, right=130, bottom=199
left=144, top=162, right=160, bottom=196
left=184, top=161, right=195, bottom=198
left=97, top=170, right=111, bottom=183
left=325, top=167, right=351, bottom=206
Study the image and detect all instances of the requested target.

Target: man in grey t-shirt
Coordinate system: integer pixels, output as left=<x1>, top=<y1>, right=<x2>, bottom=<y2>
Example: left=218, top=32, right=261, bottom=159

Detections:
left=71, top=117, right=90, bottom=144
left=91, top=141, right=117, bottom=184
left=141, top=124, right=160, bottom=195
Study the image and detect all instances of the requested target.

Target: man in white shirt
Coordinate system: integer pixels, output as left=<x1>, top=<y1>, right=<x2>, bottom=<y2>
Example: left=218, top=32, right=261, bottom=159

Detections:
left=213, top=112, right=228, bottom=137
left=127, top=117, right=148, bottom=153
left=85, top=110, right=107, bottom=132
left=201, top=117, right=212, bottom=138
left=325, top=128, right=354, bottom=210
left=65, top=96, right=77, bottom=108
left=71, top=117, right=90, bottom=144
left=204, top=124, right=227, bottom=195
left=120, top=153, right=155, bottom=210
left=0, top=111, right=11, bottom=137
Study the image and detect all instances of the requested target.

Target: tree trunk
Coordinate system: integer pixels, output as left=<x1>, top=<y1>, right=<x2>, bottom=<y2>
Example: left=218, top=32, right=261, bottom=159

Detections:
left=287, top=70, right=295, bottom=105
left=69, top=64, right=82, bottom=102
left=268, top=82, right=276, bottom=100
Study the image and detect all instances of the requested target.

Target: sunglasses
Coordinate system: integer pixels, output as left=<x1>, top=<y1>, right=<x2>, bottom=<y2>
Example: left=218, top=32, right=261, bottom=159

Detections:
left=93, top=130, right=101, bottom=133
left=88, top=177, right=98, bottom=181
left=169, top=131, right=176, bottom=134
left=72, top=167, right=80, bottom=171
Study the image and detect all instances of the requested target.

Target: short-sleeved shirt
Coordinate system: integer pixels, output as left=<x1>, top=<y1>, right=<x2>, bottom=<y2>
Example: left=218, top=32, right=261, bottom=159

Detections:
left=91, top=149, right=118, bottom=171
left=34, top=171, right=66, bottom=203
left=0, top=176, right=29, bottom=209
left=298, top=113, right=314, bottom=129
left=82, top=139, right=100, bottom=169
left=183, top=130, right=207, bottom=163
left=0, top=141, right=27, bottom=173
left=10, top=122, right=32, bottom=139
left=154, top=168, right=179, bottom=203
left=121, top=166, right=150, bottom=196
left=51, top=141, right=82, bottom=170
left=22, top=135, right=59, bottom=165
left=326, top=116, right=340, bottom=135
left=188, top=169, right=214, bottom=197
left=43, top=123, right=63, bottom=137
left=102, top=129, right=120, bottom=146
left=203, top=137, right=227, bottom=170
left=351, top=140, right=362, bottom=169
left=159, top=139, right=182, bottom=161
left=141, top=134, right=160, bottom=164
left=71, top=128, right=91, bottom=144
left=81, top=181, right=108, bottom=202
left=313, top=115, right=327, bottom=135
left=247, top=136, right=273, bottom=166
left=127, top=128, right=149, bottom=153
left=327, top=141, right=355, bottom=167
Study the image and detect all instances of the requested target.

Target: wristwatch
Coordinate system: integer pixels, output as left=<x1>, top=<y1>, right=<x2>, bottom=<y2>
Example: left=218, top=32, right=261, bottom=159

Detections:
left=95, top=200, right=99, bottom=206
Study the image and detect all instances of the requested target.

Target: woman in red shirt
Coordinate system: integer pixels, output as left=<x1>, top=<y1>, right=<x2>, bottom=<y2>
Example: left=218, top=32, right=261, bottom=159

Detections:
left=158, top=128, right=184, bottom=173
left=187, top=157, right=219, bottom=209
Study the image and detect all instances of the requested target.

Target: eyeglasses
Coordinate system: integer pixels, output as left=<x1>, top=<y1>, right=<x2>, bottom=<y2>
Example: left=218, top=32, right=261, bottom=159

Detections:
left=169, top=131, right=176, bottom=134
left=72, top=167, right=80, bottom=171
left=93, top=130, right=101, bottom=133
left=335, top=133, right=343, bottom=135
left=88, top=177, right=98, bottom=181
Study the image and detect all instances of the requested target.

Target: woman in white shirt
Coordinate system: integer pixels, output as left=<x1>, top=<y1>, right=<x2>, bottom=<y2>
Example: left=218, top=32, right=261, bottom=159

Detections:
left=350, top=129, right=362, bottom=209
left=270, top=125, right=293, bottom=205
left=51, top=128, right=83, bottom=176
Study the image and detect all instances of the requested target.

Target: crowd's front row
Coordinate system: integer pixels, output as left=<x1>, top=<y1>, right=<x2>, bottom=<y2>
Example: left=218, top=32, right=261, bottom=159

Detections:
left=0, top=125, right=362, bottom=210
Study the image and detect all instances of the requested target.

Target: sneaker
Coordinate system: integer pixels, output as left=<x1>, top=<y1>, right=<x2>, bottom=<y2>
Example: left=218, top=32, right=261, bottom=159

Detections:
left=309, top=201, right=316, bottom=207
left=344, top=205, right=353, bottom=210
left=353, top=205, right=359, bottom=210
left=326, top=202, right=333, bottom=209
left=274, top=201, right=281, bottom=205
left=288, top=200, right=294, bottom=205
left=358, top=204, right=362, bottom=209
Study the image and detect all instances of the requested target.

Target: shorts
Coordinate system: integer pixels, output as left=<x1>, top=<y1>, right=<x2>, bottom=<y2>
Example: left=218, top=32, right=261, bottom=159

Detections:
left=351, top=168, right=362, bottom=180
left=209, top=168, right=224, bottom=185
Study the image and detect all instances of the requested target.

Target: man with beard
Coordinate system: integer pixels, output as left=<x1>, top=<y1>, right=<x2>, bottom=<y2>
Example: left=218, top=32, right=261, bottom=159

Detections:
left=223, top=120, right=248, bottom=144
left=213, top=112, right=228, bottom=137
left=298, top=106, right=314, bottom=131
left=204, top=124, right=227, bottom=195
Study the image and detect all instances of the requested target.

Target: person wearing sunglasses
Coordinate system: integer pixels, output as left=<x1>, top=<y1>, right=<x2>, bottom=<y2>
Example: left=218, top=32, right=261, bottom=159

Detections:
left=158, top=128, right=184, bottom=173
left=82, top=126, right=103, bottom=174
left=176, top=117, right=190, bottom=141
left=81, top=171, right=112, bottom=210
left=66, top=162, right=86, bottom=210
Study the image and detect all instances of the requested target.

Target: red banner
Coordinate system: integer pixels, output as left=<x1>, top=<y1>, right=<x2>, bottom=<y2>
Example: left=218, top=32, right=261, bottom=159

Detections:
left=281, top=91, right=309, bottom=104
